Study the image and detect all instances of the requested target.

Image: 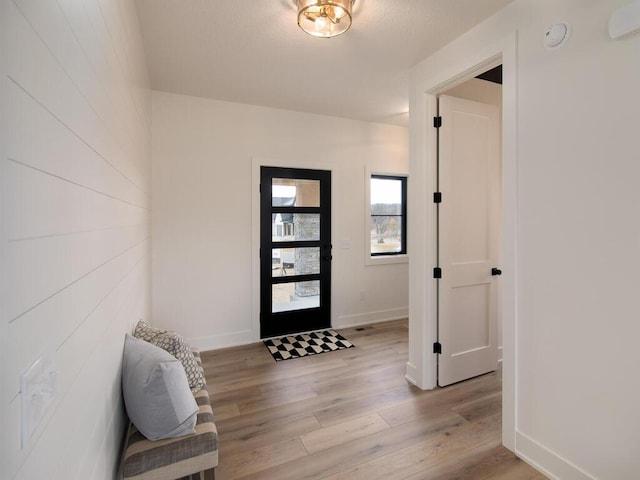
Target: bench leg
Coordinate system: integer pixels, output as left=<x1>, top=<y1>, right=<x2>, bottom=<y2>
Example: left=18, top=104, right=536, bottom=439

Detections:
left=178, top=469, right=215, bottom=480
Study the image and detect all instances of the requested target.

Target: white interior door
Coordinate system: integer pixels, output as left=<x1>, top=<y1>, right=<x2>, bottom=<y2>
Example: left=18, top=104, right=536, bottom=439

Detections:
left=438, top=94, right=501, bottom=387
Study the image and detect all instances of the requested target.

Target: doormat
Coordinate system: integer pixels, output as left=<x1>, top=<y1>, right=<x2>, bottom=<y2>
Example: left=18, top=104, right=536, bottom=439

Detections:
left=264, top=329, right=355, bottom=361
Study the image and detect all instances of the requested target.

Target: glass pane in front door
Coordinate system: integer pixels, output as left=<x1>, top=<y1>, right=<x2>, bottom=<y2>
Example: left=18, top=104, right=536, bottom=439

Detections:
left=272, top=281, right=321, bottom=313
left=272, top=178, right=320, bottom=207
left=271, top=248, right=321, bottom=277
left=260, top=167, right=331, bottom=338
left=271, top=214, right=320, bottom=242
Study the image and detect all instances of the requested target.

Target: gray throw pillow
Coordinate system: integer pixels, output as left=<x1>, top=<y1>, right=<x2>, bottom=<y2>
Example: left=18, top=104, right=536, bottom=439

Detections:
left=121, top=334, right=198, bottom=441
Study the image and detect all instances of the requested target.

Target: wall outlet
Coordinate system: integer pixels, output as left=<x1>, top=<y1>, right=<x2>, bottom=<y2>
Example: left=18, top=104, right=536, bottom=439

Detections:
left=20, top=349, right=57, bottom=449
left=359, top=290, right=366, bottom=301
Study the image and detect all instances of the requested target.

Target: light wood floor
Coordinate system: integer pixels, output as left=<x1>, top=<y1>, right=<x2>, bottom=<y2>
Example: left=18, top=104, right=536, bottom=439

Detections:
left=200, top=319, right=546, bottom=480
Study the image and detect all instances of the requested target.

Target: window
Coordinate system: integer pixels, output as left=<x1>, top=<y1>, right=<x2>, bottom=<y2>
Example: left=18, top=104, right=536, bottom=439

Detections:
left=370, top=175, right=407, bottom=256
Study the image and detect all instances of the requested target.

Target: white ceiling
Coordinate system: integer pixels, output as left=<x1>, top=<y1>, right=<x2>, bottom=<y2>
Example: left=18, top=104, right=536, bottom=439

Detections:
left=134, top=0, right=513, bottom=126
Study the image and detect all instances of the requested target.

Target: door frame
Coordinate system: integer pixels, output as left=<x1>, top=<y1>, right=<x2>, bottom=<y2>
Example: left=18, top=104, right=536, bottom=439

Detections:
left=251, top=157, right=335, bottom=341
left=406, top=32, right=517, bottom=451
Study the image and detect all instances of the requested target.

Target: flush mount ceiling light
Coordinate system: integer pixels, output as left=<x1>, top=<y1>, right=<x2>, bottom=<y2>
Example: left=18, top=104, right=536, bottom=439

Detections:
left=296, top=0, right=355, bottom=38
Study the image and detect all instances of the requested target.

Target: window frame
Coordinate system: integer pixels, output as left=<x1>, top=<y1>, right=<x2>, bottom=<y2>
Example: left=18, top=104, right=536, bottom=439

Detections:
left=365, top=170, right=409, bottom=266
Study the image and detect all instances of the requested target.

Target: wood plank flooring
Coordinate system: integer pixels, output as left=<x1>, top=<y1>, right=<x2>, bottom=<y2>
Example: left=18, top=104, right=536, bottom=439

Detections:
left=200, top=319, right=547, bottom=480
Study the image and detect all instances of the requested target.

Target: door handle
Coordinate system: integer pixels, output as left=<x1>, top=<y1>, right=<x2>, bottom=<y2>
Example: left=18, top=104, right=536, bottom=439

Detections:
left=323, top=255, right=333, bottom=261
left=491, top=268, right=502, bottom=276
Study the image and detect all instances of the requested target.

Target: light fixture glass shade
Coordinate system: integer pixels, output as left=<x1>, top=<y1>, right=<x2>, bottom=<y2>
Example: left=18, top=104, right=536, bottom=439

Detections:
left=296, top=0, right=354, bottom=38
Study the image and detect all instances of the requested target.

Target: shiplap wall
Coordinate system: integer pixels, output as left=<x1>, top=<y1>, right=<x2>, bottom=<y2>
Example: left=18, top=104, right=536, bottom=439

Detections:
left=0, top=0, right=151, bottom=479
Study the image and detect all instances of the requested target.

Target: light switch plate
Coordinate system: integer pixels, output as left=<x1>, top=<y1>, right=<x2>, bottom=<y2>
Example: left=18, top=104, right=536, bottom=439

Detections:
left=20, top=349, right=57, bottom=449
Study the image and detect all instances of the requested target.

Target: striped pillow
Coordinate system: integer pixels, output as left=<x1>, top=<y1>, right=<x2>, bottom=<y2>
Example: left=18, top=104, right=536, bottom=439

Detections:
left=134, top=321, right=206, bottom=393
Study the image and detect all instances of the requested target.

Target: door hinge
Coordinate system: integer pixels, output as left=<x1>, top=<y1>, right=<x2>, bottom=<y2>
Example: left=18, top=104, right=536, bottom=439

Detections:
left=259, top=247, right=261, bottom=259
left=433, top=116, right=442, bottom=128
left=433, top=267, right=442, bottom=279
left=433, top=192, right=442, bottom=203
left=259, top=183, right=261, bottom=193
left=433, top=342, right=442, bottom=354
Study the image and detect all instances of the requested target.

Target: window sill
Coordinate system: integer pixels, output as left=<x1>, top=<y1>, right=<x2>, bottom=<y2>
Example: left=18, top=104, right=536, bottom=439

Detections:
left=365, top=254, right=409, bottom=266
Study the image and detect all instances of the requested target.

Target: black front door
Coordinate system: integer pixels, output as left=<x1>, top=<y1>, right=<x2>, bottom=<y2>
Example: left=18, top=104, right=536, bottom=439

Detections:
left=260, top=167, right=332, bottom=338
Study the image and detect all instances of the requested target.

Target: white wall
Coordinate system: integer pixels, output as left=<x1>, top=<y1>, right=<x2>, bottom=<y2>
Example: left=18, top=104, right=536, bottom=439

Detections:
left=0, top=1, right=151, bottom=479
left=409, top=0, right=640, bottom=479
left=152, top=91, right=408, bottom=349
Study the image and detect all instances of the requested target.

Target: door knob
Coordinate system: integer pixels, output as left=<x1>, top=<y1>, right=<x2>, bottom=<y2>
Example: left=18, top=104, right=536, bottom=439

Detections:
left=491, top=268, right=502, bottom=276
left=323, top=255, right=333, bottom=261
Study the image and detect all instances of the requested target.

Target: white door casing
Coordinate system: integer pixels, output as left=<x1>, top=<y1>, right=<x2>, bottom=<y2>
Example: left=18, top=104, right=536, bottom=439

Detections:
left=438, top=95, right=500, bottom=387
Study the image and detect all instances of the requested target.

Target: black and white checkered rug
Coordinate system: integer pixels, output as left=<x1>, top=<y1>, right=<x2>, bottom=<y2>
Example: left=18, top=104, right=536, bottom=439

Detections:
left=264, top=329, right=355, bottom=361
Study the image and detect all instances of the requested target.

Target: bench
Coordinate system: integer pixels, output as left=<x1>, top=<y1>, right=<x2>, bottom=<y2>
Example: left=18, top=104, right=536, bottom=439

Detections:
left=121, top=349, right=218, bottom=480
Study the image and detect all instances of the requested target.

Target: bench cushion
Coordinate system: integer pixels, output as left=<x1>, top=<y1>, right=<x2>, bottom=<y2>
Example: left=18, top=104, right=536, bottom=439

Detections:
left=122, top=349, right=217, bottom=480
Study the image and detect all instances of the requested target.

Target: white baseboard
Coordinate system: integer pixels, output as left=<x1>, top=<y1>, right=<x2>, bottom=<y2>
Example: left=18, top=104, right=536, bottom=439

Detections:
left=516, top=431, right=596, bottom=480
left=187, top=329, right=256, bottom=352
left=405, top=361, right=418, bottom=386
left=188, top=307, right=408, bottom=352
left=334, top=307, right=408, bottom=329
